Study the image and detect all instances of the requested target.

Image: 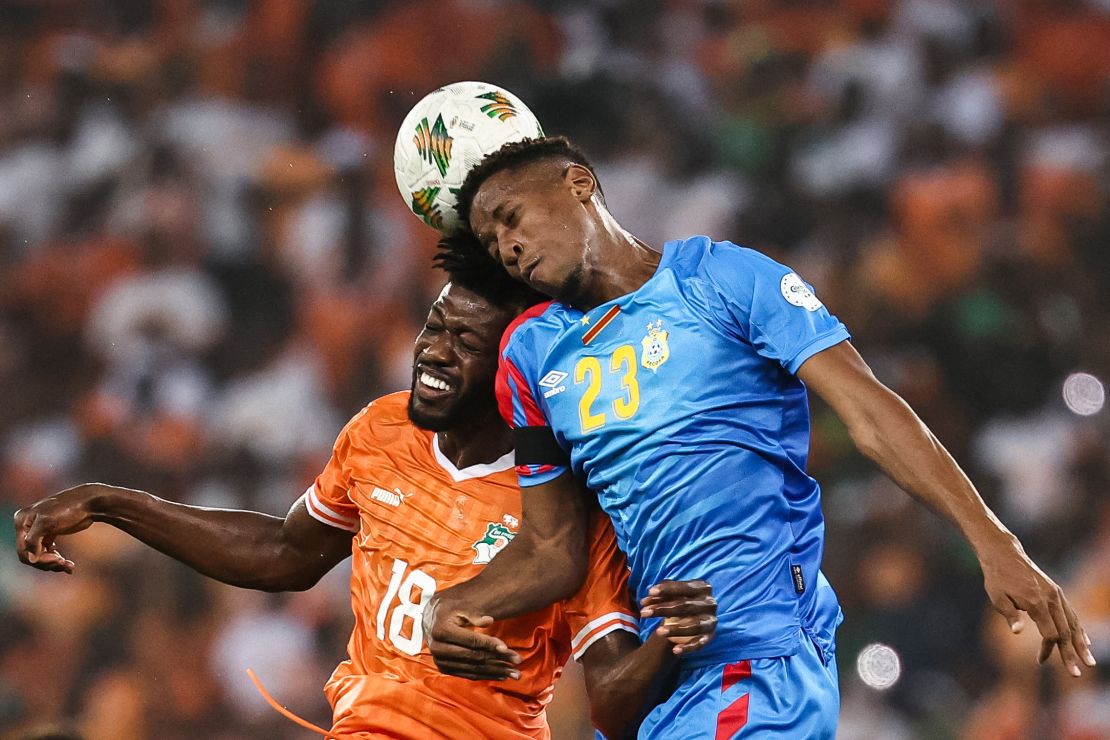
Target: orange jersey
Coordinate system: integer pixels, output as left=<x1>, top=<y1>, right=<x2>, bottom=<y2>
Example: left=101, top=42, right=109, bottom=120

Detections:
left=304, top=392, right=637, bottom=739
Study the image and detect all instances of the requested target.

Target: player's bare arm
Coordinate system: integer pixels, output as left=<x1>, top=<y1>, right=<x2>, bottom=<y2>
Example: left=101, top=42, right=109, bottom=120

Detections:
left=424, top=470, right=590, bottom=679
left=582, top=579, right=718, bottom=740
left=14, top=483, right=351, bottom=591
left=798, top=340, right=1096, bottom=676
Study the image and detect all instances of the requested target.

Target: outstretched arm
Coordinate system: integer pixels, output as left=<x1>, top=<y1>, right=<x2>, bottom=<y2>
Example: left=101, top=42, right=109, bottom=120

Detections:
left=798, top=340, right=1096, bottom=676
left=423, top=470, right=590, bottom=679
left=14, top=483, right=352, bottom=592
left=581, top=580, right=718, bottom=740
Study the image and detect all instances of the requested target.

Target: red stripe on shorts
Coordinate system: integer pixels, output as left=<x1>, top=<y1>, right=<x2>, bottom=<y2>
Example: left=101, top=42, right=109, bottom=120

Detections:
left=715, top=660, right=752, bottom=740
left=722, top=659, right=752, bottom=691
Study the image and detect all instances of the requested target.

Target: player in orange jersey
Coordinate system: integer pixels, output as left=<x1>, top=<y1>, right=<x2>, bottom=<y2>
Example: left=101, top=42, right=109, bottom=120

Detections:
left=15, top=247, right=718, bottom=739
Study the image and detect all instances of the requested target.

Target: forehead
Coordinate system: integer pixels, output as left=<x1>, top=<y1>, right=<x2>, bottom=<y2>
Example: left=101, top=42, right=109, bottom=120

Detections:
left=470, top=160, right=562, bottom=224
left=430, top=283, right=510, bottom=332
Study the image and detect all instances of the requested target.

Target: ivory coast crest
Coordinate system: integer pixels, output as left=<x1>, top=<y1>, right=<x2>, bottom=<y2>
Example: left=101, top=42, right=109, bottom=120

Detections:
left=472, top=519, right=516, bottom=564
left=640, top=319, right=670, bottom=372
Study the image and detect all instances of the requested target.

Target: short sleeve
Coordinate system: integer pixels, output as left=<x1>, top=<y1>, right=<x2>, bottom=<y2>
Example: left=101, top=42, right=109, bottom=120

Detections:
left=303, top=415, right=362, bottom=533
left=496, top=310, right=570, bottom=488
left=703, top=243, right=850, bottom=374
left=561, top=510, right=639, bottom=661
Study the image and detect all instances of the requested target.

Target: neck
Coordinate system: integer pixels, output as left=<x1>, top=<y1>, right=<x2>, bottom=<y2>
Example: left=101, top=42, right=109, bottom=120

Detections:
left=436, top=406, right=512, bottom=469
left=572, top=213, right=660, bottom=311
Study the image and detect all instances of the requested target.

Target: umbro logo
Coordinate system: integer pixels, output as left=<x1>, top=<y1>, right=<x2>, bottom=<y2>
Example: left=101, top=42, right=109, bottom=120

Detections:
left=539, top=371, right=568, bottom=388
left=370, top=487, right=411, bottom=508
left=539, top=370, right=568, bottom=398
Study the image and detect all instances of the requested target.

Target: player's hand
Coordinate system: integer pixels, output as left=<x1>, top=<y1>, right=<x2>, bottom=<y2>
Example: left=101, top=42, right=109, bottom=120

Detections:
left=639, top=579, right=717, bottom=656
left=979, top=536, right=1095, bottom=677
left=13, top=484, right=102, bottom=573
left=423, top=595, right=523, bottom=681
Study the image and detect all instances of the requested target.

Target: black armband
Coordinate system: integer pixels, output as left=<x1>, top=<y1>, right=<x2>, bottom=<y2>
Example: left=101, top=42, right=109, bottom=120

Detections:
left=512, top=426, right=569, bottom=467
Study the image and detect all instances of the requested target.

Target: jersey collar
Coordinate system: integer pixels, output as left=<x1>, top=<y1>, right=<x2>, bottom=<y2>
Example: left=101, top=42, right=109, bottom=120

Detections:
left=431, top=434, right=515, bottom=482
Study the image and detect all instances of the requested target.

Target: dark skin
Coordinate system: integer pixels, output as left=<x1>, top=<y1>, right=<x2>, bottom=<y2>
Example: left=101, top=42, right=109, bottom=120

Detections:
left=15, top=282, right=717, bottom=740
left=14, top=486, right=349, bottom=589
left=425, top=156, right=1096, bottom=679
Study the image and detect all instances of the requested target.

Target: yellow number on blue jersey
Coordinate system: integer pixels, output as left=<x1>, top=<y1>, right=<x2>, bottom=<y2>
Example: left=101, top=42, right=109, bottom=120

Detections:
left=573, top=345, right=641, bottom=432
left=575, top=356, right=606, bottom=432
left=610, top=345, right=639, bottom=419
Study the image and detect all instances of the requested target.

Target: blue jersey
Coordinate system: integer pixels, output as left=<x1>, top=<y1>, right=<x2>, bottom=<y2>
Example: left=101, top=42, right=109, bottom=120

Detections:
left=496, top=236, right=849, bottom=668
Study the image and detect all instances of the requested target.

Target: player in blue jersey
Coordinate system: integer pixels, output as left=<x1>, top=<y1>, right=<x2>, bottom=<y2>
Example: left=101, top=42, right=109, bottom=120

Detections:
left=421, top=137, right=1095, bottom=738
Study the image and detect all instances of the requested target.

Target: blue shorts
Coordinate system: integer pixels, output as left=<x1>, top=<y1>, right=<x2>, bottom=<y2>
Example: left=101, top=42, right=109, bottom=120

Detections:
left=638, top=632, right=839, bottom=739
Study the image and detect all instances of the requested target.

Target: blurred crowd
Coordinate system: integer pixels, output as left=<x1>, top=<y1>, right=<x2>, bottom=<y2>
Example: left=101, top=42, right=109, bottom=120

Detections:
left=0, top=0, right=1108, bottom=738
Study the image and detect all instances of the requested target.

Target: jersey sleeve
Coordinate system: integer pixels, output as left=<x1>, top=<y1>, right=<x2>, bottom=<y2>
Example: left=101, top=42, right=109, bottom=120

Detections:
left=496, top=306, right=570, bottom=488
left=302, top=409, right=365, bottom=533
left=702, top=242, right=850, bottom=374
left=561, top=510, right=639, bottom=661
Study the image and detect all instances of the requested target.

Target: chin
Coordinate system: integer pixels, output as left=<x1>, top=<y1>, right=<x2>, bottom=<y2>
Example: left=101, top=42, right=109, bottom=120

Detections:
left=555, top=262, right=590, bottom=303
left=406, top=397, right=453, bottom=431
left=553, top=267, right=587, bottom=306
left=526, top=271, right=566, bottom=300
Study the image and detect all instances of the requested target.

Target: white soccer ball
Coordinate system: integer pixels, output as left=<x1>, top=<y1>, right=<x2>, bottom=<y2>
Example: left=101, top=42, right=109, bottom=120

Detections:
left=394, top=81, right=544, bottom=234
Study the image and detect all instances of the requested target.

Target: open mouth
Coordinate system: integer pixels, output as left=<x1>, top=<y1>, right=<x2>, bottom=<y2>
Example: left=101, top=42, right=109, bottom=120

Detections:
left=416, top=369, right=454, bottom=396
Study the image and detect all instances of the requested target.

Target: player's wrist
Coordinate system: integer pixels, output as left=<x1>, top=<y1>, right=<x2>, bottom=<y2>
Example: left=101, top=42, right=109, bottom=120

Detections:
left=644, top=628, right=681, bottom=657
left=972, top=536, right=1030, bottom=585
left=429, top=587, right=459, bottom=612
left=966, top=519, right=1019, bottom=561
left=81, top=483, right=140, bottom=523
left=423, top=592, right=465, bottom=635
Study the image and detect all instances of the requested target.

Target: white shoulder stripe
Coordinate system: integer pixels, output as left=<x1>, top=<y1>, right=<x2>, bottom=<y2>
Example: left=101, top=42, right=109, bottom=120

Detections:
left=303, top=486, right=359, bottom=532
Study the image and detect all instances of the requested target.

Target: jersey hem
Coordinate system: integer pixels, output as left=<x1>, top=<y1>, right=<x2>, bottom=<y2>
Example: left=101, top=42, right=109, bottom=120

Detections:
left=572, top=614, right=640, bottom=661
left=517, top=465, right=568, bottom=487
left=303, top=486, right=359, bottom=532
left=676, top=629, right=804, bottom=669
left=784, top=325, right=850, bottom=375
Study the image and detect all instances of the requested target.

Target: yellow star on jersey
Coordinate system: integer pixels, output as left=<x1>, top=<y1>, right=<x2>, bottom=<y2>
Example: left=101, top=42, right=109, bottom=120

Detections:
left=580, top=315, right=591, bottom=325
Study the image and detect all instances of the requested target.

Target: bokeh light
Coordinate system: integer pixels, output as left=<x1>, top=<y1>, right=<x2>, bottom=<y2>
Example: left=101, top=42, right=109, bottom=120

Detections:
left=1062, top=372, right=1105, bottom=416
left=856, top=643, right=902, bottom=691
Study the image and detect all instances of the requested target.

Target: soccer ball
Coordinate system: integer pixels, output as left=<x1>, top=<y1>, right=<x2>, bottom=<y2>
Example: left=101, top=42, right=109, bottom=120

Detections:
left=394, top=81, right=544, bottom=234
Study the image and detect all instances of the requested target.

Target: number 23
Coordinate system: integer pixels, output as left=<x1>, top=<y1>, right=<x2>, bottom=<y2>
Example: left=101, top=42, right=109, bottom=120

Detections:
left=575, top=344, right=640, bottom=432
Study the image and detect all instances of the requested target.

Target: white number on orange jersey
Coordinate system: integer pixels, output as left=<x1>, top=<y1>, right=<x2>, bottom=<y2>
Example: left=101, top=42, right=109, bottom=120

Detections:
left=376, top=558, right=437, bottom=655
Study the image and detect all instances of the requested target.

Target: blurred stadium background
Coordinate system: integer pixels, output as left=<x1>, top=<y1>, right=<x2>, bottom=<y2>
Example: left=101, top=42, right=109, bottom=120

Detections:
left=0, top=0, right=1108, bottom=738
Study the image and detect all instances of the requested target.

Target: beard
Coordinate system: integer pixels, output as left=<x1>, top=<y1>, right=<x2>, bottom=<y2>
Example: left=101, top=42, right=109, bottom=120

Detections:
left=406, top=384, right=497, bottom=433
left=406, top=393, right=451, bottom=431
left=553, top=262, right=589, bottom=308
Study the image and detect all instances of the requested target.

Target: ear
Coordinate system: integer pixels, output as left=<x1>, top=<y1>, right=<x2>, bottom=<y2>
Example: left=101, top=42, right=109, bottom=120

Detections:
left=565, top=164, right=597, bottom=203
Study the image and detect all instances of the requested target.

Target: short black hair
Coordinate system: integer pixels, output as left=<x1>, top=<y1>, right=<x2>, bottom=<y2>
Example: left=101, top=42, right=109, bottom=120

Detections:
left=433, top=231, right=545, bottom=313
left=455, top=135, right=599, bottom=229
